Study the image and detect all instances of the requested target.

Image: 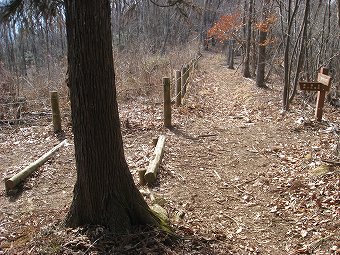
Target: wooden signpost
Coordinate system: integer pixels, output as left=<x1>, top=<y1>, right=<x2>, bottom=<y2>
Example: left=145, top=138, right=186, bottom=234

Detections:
left=299, top=67, right=332, bottom=121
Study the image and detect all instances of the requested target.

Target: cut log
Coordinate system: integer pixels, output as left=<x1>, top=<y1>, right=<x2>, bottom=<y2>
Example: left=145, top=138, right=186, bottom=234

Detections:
left=144, top=135, right=166, bottom=184
left=5, top=139, right=67, bottom=191
left=152, top=137, right=159, bottom=147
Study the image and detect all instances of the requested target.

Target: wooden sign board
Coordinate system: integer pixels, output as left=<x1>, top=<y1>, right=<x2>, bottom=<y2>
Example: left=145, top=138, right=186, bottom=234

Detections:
left=317, top=73, right=331, bottom=88
left=299, top=82, right=328, bottom=91
left=299, top=67, right=332, bottom=122
left=299, top=73, right=331, bottom=92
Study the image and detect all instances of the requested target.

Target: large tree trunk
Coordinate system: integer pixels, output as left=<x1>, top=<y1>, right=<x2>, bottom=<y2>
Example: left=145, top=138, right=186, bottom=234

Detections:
left=64, top=0, right=158, bottom=232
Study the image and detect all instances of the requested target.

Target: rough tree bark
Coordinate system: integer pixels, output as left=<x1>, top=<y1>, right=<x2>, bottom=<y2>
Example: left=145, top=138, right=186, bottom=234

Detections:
left=227, top=39, right=235, bottom=69
left=200, top=0, right=209, bottom=49
left=255, top=28, right=267, bottom=88
left=64, top=0, right=158, bottom=232
left=255, top=0, right=269, bottom=88
left=243, top=0, right=253, bottom=78
left=338, top=0, right=340, bottom=27
left=289, top=0, right=310, bottom=103
left=281, top=0, right=301, bottom=110
left=282, top=0, right=293, bottom=110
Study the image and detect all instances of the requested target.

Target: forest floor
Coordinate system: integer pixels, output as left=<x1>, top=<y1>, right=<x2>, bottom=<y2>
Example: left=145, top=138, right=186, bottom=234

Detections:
left=0, top=52, right=339, bottom=255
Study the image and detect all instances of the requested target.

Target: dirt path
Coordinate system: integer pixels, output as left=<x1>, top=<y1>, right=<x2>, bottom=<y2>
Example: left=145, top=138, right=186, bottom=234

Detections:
left=158, top=52, right=339, bottom=254
left=0, top=52, right=339, bottom=254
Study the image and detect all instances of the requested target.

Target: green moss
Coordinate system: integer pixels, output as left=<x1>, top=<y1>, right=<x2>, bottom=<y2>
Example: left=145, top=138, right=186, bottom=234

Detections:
left=150, top=204, right=173, bottom=235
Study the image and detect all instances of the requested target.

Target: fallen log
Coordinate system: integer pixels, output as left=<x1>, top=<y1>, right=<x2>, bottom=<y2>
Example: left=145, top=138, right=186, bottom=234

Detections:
left=5, top=139, right=67, bottom=191
left=144, top=135, right=166, bottom=184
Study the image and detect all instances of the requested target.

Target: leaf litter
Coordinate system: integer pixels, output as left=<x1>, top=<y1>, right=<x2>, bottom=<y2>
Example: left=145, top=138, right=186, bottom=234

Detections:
left=0, top=52, right=339, bottom=254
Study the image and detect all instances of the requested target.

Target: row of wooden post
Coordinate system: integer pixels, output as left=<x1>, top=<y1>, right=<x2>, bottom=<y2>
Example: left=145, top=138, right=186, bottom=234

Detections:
left=163, top=58, right=198, bottom=128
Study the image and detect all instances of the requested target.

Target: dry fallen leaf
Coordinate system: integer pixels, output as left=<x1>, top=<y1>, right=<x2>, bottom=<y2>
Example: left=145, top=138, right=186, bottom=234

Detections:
left=235, top=227, right=243, bottom=234
left=301, top=229, right=308, bottom=238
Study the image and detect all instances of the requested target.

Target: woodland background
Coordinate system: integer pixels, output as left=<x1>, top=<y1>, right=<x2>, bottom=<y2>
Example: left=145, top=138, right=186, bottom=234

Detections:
left=0, top=1, right=340, bottom=254
left=0, top=0, right=339, bottom=115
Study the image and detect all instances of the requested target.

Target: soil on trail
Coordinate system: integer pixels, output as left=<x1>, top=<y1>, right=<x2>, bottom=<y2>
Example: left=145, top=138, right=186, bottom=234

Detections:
left=0, top=52, right=339, bottom=254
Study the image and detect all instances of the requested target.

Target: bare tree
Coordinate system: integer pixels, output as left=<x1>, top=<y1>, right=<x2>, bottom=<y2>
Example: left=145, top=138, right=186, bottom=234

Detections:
left=256, top=0, right=270, bottom=88
left=243, top=0, right=253, bottom=78
left=281, top=0, right=300, bottom=110
left=338, top=0, right=340, bottom=27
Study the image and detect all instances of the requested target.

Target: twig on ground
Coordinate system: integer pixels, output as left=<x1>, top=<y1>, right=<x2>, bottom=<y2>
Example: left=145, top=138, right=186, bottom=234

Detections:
left=197, top=134, right=218, bottom=138
left=176, top=173, right=185, bottom=181
left=224, top=214, right=240, bottom=227
left=305, top=233, right=335, bottom=252
left=321, top=159, right=340, bottom=166
left=84, top=237, right=103, bottom=254
left=213, top=169, right=221, bottom=180
left=225, top=194, right=241, bottom=200
left=239, top=177, right=259, bottom=186
left=234, top=185, right=252, bottom=195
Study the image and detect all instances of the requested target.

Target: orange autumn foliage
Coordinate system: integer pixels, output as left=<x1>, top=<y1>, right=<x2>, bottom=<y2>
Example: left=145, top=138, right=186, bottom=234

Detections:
left=255, top=15, right=277, bottom=32
left=207, top=12, right=242, bottom=42
left=255, top=14, right=277, bottom=46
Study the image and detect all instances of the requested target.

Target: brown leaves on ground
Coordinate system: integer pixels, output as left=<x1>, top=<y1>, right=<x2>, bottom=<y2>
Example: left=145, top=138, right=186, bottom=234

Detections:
left=0, top=52, right=339, bottom=254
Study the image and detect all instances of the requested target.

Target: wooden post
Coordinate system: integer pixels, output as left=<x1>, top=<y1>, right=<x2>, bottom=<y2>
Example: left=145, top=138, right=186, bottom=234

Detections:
left=163, top=77, right=171, bottom=128
left=315, top=68, right=328, bottom=122
left=175, top=70, right=182, bottom=106
left=181, top=66, right=185, bottom=97
left=181, top=65, right=187, bottom=97
left=152, top=137, right=159, bottom=147
left=190, top=59, right=195, bottom=72
left=138, top=169, right=146, bottom=186
left=185, top=64, right=190, bottom=93
left=50, top=91, right=62, bottom=132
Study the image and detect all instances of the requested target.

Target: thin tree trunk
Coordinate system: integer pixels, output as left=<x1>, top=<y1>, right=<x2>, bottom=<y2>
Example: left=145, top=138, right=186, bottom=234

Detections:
left=256, top=28, right=267, bottom=87
left=338, top=0, right=340, bottom=27
left=282, top=0, right=300, bottom=110
left=243, top=0, right=253, bottom=78
left=44, top=16, right=51, bottom=86
left=9, top=23, right=19, bottom=85
left=289, top=0, right=310, bottom=103
left=200, top=0, right=209, bottom=49
left=228, top=39, right=235, bottom=69
left=58, top=16, right=65, bottom=56
left=19, top=27, right=27, bottom=76
left=160, top=8, right=170, bottom=55
left=256, top=0, right=269, bottom=88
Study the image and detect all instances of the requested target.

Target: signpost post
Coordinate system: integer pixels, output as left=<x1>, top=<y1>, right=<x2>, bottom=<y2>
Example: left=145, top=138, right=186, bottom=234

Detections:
left=299, top=67, right=332, bottom=121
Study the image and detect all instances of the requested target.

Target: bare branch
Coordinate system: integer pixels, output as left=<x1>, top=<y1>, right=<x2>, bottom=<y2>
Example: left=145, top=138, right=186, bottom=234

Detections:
left=149, top=0, right=182, bottom=8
